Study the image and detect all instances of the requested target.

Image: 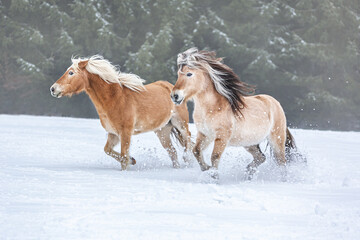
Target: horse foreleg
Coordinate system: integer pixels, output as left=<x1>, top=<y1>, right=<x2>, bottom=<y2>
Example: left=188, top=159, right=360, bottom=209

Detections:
left=119, top=131, right=133, bottom=170
left=104, top=133, right=120, bottom=159
left=193, top=132, right=212, bottom=171
left=104, top=133, right=135, bottom=168
left=155, top=125, right=180, bottom=168
left=210, top=137, right=229, bottom=169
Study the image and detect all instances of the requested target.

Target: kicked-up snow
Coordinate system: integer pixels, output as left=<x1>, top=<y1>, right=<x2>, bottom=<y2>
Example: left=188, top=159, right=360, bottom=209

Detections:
left=0, top=115, right=359, bottom=239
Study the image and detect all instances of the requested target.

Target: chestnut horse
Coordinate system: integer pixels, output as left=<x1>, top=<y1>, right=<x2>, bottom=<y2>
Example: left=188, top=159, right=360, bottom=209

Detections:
left=171, top=48, right=298, bottom=180
left=50, top=55, right=192, bottom=170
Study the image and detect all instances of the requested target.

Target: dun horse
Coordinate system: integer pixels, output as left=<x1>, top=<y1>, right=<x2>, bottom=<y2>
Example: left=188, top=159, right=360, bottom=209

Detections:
left=171, top=48, right=298, bottom=179
left=50, top=55, right=192, bottom=170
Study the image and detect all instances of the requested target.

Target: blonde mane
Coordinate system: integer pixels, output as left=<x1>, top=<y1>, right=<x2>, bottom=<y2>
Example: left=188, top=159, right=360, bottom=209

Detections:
left=71, top=55, right=145, bottom=92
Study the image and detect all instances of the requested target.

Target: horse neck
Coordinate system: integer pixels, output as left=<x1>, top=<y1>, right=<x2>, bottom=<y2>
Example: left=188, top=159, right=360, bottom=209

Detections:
left=193, top=76, right=228, bottom=113
left=85, top=73, right=124, bottom=115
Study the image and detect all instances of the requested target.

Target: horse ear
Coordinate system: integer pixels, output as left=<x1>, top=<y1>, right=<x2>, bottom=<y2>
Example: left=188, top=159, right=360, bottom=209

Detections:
left=78, top=60, right=89, bottom=69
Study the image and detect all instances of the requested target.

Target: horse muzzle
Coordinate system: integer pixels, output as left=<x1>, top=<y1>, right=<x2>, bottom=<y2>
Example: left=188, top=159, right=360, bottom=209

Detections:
left=50, top=84, right=63, bottom=98
left=170, top=91, right=184, bottom=105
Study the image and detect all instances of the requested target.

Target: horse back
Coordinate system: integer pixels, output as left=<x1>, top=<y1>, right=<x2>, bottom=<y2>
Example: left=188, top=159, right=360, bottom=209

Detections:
left=146, top=80, right=174, bottom=93
left=227, top=94, right=286, bottom=146
left=245, top=94, right=284, bottom=113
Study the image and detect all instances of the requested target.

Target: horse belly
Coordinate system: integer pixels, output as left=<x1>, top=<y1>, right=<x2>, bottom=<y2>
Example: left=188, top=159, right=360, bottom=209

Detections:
left=134, top=115, right=171, bottom=134
left=133, top=84, right=174, bottom=133
left=134, top=106, right=173, bottom=134
left=229, top=122, right=270, bottom=147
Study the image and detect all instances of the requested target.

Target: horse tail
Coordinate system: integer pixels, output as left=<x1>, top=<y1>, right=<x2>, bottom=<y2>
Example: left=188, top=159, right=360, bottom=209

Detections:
left=170, top=126, right=186, bottom=147
left=285, top=127, right=296, bottom=150
left=285, top=128, right=307, bottom=164
left=170, top=125, right=195, bottom=151
left=285, top=127, right=296, bottom=163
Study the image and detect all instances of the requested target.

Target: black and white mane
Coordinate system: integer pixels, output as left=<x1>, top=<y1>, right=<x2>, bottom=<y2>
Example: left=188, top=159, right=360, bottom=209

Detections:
left=177, top=47, right=255, bottom=115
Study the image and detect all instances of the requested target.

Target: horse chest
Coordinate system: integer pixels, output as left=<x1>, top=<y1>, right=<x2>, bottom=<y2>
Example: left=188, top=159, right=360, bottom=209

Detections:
left=194, top=115, right=218, bottom=139
left=195, top=121, right=213, bottom=136
left=100, top=116, right=117, bottom=135
left=229, top=120, right=270, bottom=147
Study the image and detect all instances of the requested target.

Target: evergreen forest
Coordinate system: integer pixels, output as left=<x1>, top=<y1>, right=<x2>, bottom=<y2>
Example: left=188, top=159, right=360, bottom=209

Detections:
left=1, top=0, right=359, bottom=130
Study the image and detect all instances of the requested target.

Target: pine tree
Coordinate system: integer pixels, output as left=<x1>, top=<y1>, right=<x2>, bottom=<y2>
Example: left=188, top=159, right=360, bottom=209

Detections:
left=0, top=0, right=359, bottom=129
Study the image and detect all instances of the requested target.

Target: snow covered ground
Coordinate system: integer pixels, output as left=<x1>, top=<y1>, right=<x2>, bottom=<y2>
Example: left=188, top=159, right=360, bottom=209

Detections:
left=0, top=114, right=359, bottom=240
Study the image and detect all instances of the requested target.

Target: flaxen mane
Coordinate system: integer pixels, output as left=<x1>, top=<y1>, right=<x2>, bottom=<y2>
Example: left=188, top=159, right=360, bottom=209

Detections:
left=177, top=48, right=255, bottom=115
left=71, top=55, right=145, bottom=92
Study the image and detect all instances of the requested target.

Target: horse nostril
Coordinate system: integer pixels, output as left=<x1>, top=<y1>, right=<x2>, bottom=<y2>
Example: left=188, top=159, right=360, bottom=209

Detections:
left=174, top=94, right=179, bottom=100
left=50, top=87, right=55, bottom=92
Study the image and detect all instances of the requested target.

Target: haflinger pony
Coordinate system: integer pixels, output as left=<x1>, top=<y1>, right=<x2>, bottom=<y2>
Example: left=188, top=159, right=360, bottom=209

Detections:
left=171, top=48, right=298, bottom=180
left=50, top=55, right=192, bottom=170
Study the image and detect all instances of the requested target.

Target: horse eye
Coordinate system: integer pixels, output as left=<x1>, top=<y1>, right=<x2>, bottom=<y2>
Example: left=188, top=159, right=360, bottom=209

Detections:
left=69, top=71, right=74, bottom=76
left=186, top=73, right=192, bottom=77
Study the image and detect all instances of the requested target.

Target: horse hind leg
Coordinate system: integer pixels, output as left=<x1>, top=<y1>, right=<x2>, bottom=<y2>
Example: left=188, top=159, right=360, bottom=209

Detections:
left=104, top=133, right=136, bottom=166
left=268, top=129, right=287, bottom=180
left=269, top=131, right=287, bottom=165
left=155, top=124, right=180, bottom=168
left=245, top=145, right=266, bottom=180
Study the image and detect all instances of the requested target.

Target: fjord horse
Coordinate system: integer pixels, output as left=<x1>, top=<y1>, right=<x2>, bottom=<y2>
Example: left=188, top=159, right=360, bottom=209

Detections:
left=50, top=55, right=192, bottom=170
left=171, top=48, right=297, bottom=180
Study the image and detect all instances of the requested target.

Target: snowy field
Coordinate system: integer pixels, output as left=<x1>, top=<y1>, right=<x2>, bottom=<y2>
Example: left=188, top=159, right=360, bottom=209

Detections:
left=0, top=114, right=359, bottom=240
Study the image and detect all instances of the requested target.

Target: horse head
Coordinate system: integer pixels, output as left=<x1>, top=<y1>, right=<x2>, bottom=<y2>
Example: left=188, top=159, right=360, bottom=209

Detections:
left=50, top=60, right=89, bottom=98
left=171, top=65, right=206, bottom=105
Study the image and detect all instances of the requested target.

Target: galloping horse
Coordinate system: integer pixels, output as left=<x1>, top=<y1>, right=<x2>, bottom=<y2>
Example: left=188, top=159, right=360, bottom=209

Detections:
left=50, top=55, right=192, bottom=170
left=171, top=48, right=297, bottom=179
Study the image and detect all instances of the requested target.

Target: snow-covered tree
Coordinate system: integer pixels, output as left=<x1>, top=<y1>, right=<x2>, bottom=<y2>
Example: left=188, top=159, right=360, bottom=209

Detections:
left=0, top=0, right=359, bottom=130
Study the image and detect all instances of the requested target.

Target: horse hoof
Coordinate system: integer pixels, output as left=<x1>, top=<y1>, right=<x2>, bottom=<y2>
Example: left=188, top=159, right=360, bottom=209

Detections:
left=183, top=151, right=195, bottom=164
left=120, top=159, right=130, bottom=170
left=200, top=164, right=211, bottom=171
left=245, top=173, right=254, bottom=181
left=245, top=166, right=257, bottom=181
left=279, top=166, right=287, bottom=182
left=130, top=157, right=136, bottom=165
left=172, top=162, right=181, bottom=169
left=198, top=168, right=219, bottom=184
left=209, top=168, right=219, bottom=180
left=183, top=157, right=194, bottom=168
